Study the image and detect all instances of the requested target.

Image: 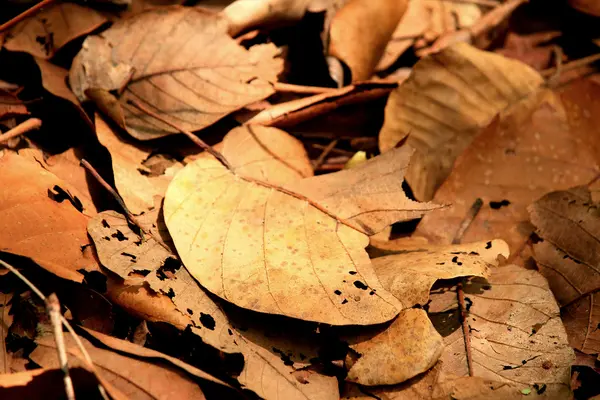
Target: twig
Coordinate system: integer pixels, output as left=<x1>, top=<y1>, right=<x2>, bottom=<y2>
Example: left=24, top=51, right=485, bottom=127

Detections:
left=312, top=139, right=339, bottom=170
left=541, top=53, right=600, bottom=79
left=439, top=0, right=500, bottom=7
left=46, top=294, right=75, bottom=400
left=80, top=159, right=146, bottom=235
left=0, top=0, right=57, bottom=33
left=451, top=198, right=483, bottom=245
left=127, top=99, right=232, bottom=170
left=0, top=258, right=106, bottom=398
left=0, top=118, right=42, bottom=144
left=127, top=99, right=380, bottom=236
left=451, top=198, right=484, bottom=377
left=273, top=82, right=336, bottom=95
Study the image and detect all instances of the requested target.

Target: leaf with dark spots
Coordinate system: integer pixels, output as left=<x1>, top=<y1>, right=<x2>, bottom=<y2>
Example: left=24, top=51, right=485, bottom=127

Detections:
left=353, top=281, right=368, bottom=290
left=200, top=313, right=216, bottom=331
left=272, top=347, right=294, bottom=367
left=334, top=290, right=342, bottom=295
left=485, top=241, right=492, bottom=249
left=101, top=219, right=110, bottom=228
left=111, top=230, right=128, bottom=241
left=47, top=185, right=84, bottom=213
left=490, top=199, right=511, bottom=209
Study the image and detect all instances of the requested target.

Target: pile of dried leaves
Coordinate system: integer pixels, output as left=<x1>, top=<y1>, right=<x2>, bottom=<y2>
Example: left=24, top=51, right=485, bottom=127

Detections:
left=0, top=0, right=600, bottom=399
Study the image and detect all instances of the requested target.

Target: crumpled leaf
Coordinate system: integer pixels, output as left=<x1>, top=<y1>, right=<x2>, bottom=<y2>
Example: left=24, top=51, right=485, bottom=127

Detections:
left=415, top=83, right=600, bottom=260
left=373, top=240, right=508, bottom=308
left=379, top=42, right=543, bottom=201
left=345, top=308, right=443, bottom=386
left=3, top=3, right=107, bottom=60
left=165, top=143, right=438, bottom=325
left=0, top=152, right=99, bottom=282
left=329, top=0, right=408, bottom=81
left=69, top=6, right=283, bottom=140
left=95, top=114, right=183, bottom=214
left=528, top=186, right=600, bottom=354
left=428, top=265, right=574, bottom=398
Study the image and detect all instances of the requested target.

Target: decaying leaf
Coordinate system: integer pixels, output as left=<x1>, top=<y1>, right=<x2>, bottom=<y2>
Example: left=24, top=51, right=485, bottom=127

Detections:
left=3, top=3, right=107, bottom=60
left=345, top=308, right=443, bottom=386
left=329, top=0, right=408, bottom=81
left=95, top=114, right=183, bottom=214
left=246, top=81, right=396, bottom=127
left=165, top=143, right=438, bottom=325
left=0, top=293, right=13, bottom=374
left=428, top=265, right=574, bottom=398
left=0, top=152, right=99, bottom=282
left=416, top=84, right=600, bottom=260
left=69, top=7, right=283, bottom=140
left=373, top=239, right=508, bottom=308
left=528, top=186, right=600, bottom=354
left=379, top=42, right=543, bottom=201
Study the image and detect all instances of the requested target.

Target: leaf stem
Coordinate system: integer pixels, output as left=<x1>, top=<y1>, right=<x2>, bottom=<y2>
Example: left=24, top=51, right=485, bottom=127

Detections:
left=0, top=118, right=42, bottom=144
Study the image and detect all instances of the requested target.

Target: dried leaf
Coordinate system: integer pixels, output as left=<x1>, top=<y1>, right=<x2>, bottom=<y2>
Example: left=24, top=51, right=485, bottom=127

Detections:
left=0, top=152, right=99, bottom=282
left=4, top=3, right=107, bottom=59
left=379, top=42, right=543, bottom=201
left=165, top=144, right=438, bottom=325
left=428, top=265, right=574, bottom=398
left=0, top=91, right=28, bottom=120
left=329, top=0, right=408, bottom=81
left=373, top=240, right=508, bottom=308
left=0, top=293, right=13, bottom=374
left=0, top=367, right=102, bottom=399
left=69, top=7, right=283, bottom=140
left=569, top=0, right=600, bottom=16
left=345, top=308, right=443, bottom=385
left=528, top=186, right=600, bottom=354
left=415, top=84, right=600, bottom=260
left=246, top=82, right=396, bottom=127
left=95, top=114, right=183, bottom=214
left=222, top=0, right=312, bottom=36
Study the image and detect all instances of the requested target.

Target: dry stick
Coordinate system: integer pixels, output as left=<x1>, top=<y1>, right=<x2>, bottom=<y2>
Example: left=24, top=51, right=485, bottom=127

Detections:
left=0, top=118, right=42, bottom=144
left=439, top=0, right=500, bottom=7
left=0, top=0, right=57, bottom=32
left=541, top=52, right=600, bottom=79
left=80, top=159, right=147, bottom=235
left=312, top=139, right=339, bottom=170
left=273, top=82, right=336, bottom=95
left=47, top=294, right=75, bottom=400
left=451, top=198, right=484, bottom=377
left=127, top=99, right=374, bottom=235
left=0, top=259, right=107, bottom=399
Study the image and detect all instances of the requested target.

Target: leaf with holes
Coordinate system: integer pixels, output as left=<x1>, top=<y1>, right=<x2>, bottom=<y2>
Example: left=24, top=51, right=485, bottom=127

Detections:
left=69, top=6, right=282, bottom=140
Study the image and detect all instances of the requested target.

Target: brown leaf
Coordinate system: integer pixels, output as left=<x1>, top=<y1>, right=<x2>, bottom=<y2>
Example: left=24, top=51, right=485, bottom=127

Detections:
left=0, top=293, right=13, bottom=374
left=0, top=367, right=103, bottom=399
left=569, top=0, right=600, bottom=16
left=379, top=43, right=543, bottom=201
left=30, top=333, right=213, bottom=399
left=329, top=0, right=408, bottom=81
left=528, top=186, right=600, bottom=354
left=0, top=90, right=28, bottom=120
left=4, top=3, right=107, bottom=60
left=415, top=84, right=600, bottom=261
left=95, top=114, right=184, bottom=214
left=164, top=144, right=438, bottom=325
left=0, top=152, right=99, bottom=282
left=495, top=31, right=561, bottom=71
left=428, top=265, right=574, bottom=398
left=246, top=81, right=396, bottom=127
left=69, top=7, right=283, bottom=140
left=372, top=240, right=508, bottom=308
left=345, top=308, right=443, bottom=386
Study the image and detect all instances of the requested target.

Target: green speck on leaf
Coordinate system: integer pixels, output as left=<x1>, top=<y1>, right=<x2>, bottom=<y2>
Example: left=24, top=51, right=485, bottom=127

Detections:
left=521, top=388, right=531, bottom=395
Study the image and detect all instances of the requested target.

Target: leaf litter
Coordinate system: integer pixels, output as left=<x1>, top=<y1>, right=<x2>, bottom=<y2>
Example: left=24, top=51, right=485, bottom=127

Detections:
left=0, top=0, right=599, bottom=398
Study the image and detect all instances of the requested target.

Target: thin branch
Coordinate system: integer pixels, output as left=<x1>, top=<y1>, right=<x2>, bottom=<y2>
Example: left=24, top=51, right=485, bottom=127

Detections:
left=0, top=118, right=42, bottom=144
left=312, top=139, right=339, bottom=170
left=80, top=159, right=146, bottom=235
left=0, top=0, right=57, bottom=33
left=273, top=82, right=336, bottom=95
left=46, top=294, right=75, bottom=400
left=439, top=0, right=500, bottom=7
left=128, top=99, right=370, bottom=236
left=542, top=53, right=600, bottom=79
left=452, top=198, right=484, bottom=377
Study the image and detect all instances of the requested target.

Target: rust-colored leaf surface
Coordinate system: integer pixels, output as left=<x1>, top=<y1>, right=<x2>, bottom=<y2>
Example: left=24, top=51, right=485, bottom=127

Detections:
left=69, top=7, right=283, bottom=140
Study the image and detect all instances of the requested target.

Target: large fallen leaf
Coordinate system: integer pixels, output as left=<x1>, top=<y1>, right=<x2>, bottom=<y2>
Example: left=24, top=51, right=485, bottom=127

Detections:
left=373, top=240, right=508, bottom=308
left=345, top=308, right=443, bottom=386
left=0, top=152, right=99, bottom=282
left=69, top=7, right=282, bottom=140
left=428, top=265, right=574, bottom=398
left=379, top=42, right=543, bottom=201
left=329, top=0, right=408, bottom=81
left=528, top=186, right=600, bottom=354
left=415, top=84, right=600, bottom=260
left=3, top=3, right=107, bottom=60
left=165, top=144, right=438, bottom=325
